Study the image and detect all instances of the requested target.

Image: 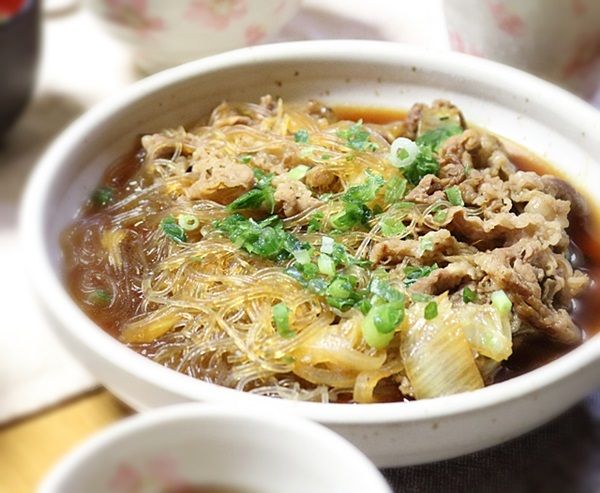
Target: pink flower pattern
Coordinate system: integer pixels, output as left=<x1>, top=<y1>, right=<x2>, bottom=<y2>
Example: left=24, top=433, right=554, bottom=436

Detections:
left=187, top=0, right=247, bottom=30
left=562, top=33, right=600, bottom=78
left=108, top=455, right=189, bottom=493
left=102, top=0, right=164, bottom=35
left=487, top=1, right=525, bottom=37
left=245, top=24, right=266, bottom=45
left=448, top=30, right=483, bottom=57
left=571, top=0, right=588, bottom=16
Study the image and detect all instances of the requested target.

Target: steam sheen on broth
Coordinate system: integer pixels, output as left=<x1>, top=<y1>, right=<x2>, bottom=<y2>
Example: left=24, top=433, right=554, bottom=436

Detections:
left=62, top=98, right=598, bottom=403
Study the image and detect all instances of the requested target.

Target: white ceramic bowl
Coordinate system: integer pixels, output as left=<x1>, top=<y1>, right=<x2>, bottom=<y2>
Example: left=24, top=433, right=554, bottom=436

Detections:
left=85, top=0, right=302, bottom=73
left=22, top=40, right=600, bottom=467
left=39, top=404, right=391, bottom=493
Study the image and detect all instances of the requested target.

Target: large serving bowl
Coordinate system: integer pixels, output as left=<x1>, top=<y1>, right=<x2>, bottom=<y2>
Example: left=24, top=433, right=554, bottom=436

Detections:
left=21, top=40, right=600, bottom=467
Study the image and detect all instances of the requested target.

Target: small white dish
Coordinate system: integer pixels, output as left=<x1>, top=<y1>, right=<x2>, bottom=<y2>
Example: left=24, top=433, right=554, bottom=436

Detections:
left=84, top=0, right=302, bottom=73
left=39, top=404, right=391, bottom=493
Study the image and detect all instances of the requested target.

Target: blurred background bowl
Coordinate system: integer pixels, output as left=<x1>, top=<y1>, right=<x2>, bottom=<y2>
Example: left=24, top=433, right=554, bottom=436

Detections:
left=39, top=404, right=391, bottom=493
left=0, top=0, right=40, bottom=138
left=84, top=0, right=302, bottom=73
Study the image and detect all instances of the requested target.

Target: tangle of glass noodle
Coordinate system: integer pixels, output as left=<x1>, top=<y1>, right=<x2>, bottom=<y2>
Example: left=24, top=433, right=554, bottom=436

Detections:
left=70, top=97, right=475, bottom=403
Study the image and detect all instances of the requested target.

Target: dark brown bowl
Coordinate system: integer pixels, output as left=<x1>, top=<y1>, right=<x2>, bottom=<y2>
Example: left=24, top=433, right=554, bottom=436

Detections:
left=0, top=0, right=39, bottom=137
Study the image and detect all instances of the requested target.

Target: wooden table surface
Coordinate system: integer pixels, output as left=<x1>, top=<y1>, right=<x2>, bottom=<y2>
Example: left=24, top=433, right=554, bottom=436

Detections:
left=0, top=389, right=131, bottom=493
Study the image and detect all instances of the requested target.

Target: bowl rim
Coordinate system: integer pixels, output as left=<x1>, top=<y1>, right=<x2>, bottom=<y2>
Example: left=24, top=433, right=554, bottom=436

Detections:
left=38, top=403, right=392, bottom=493
left=21, top=39, right=600, bottom=425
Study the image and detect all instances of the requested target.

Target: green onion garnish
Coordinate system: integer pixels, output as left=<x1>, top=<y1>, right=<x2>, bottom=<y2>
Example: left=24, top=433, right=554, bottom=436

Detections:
left=424, top=301, right=438, bottom=320
left=178, top=214, right=200, bottom=232
left=325, top=277, right=353, bottom=300
left=91, top=186, right=115, bottom=207
left=384, top=176, right=408, bottom=205
left=320, top=236, right=334, bottom=254
left=337, top=120, right=378, bottom=152
left=161, top=216, right=187, bottom=243
left=379, top=216, right=406, bottom=238
left=273, top=303, right=295, bottom=338
left=292, top=249, right=311, bottom=265
left=491, top=290, right=512, bottom=315
left=433, top=209, right=448, bottom=223
left=239, top=154, right=252, bottom=164
left=403, top=263, right=438, bottom=286
left=294, top=129, right=309, bottom=144
left=317, top=253, right=336, bottom=277
left=445, top=186, right=464, bottom=206
left=88, top=289, right=112, bottom=306
left=416, top=124, right=463, bottom=151
left=287, top=165, right=310, bottom=181
left=463, top=287, right=477, bottom=303
left=307, top=211, right=324, bottom=233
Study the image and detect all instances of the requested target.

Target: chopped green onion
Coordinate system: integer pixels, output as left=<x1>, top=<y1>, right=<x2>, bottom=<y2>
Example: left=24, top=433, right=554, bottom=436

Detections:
left=424, top=301, right=438, bottom=320
left=239, top=154, right=252, bottom=164
left=91, top=186, right=115, bottom=207
left=214, top=214, right=304, bottom=261
left=287, top=165, right=310, bottom=181
left=326, top=277, right=353, bottom=299
left=317, top=253, right=336, bottom=277
left=403, top=263, right=438, bottom=286
left=178, top=214, right=200, bottom=232
left=491, top=290, right=512, bottom=315
left=362, top=305, right=401, bottom=349
left=463, top=287, right=477, bottom=303
left=329, top=203, right=370, bottom=231
left=371, top=302, right=405, bottom=334
left=384, top=176, right=408, bottom=205
left=88, top=289, right=111, bottom=306
left=379, top=216, right=406, bottom=238
left=294, top=129, right=309, bottom=143
left=343, top=173, right=384, bottom=204
left=389, top=137, right=419, bottom=168
left=411, top=292, right=433, bottom=303
left=369, top=276, right=405, bottom=303
left=307, top=211, right=324, bottom=233
left=320, top=236, right=335, bottom=254
left=227, top=171, right=275, bottom=212
left=445, top=186, right=464, bottom=206
left=273, top=303, right=295, bottom=338
left=321, top=154, right=332, bottom=160
left=433, top=209, right=448, bottom=223
left=416, top=124, right=463, bottom=151
left=292, top=249, right=311, bottom=265
left=161, top=216, right=187, bottom=243
left=337, top=121, right=378, bottom=152
left=418, top=234, right=435, bottom=255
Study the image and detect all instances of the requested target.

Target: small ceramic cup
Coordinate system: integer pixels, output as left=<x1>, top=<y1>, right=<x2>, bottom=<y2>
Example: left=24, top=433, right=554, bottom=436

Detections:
left=85, top=0, right=302, bottom=73
left=38, top=404, right=392, bottom=493
left=443, top=0, right=600, bottom=98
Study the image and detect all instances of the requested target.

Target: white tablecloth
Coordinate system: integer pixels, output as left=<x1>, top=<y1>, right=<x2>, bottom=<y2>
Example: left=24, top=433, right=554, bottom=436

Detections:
left=0, top=0, right=597, bottom=424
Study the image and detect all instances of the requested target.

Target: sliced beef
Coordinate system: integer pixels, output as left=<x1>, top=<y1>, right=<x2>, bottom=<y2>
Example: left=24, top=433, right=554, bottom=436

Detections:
left=272, top=175, right=321, bottom=217
left=411, top=260, right=480, bottom=295
left=305, top=166, right=341, bottom=193
left=405, top=99, right=466, bottom=140
left=187, top=159, right=255, bottom=204
left=370, top=229, right=475, bottom=265
left=473, top=239, right=588, bottom=344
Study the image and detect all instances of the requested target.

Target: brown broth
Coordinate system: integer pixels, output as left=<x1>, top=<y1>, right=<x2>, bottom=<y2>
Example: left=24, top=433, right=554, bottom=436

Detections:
left=63, top=104, right=600, bottom=398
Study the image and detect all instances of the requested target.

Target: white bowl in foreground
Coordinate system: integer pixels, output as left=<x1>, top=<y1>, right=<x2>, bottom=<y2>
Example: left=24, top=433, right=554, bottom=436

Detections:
left=21, top=40, right=600, bottom=467
left=39, top=404, right=391, bottom=493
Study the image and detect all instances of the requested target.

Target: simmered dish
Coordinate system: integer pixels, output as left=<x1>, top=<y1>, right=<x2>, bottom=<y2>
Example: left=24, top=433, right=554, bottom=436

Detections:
left=62, top=97, right=596, bottom=403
